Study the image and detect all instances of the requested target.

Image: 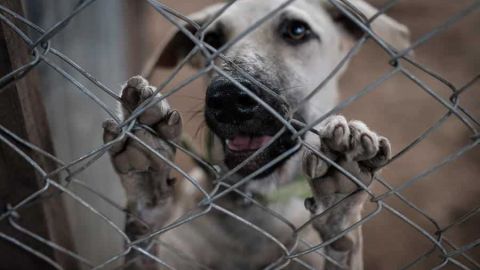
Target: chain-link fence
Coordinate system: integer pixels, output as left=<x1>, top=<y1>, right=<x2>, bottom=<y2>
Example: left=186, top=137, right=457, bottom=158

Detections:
left=0, top=0, right=479, bottom=269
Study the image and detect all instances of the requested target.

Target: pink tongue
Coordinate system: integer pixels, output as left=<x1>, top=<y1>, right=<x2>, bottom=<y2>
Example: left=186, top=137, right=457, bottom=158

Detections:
left=226, top=135, right=273, bottom=151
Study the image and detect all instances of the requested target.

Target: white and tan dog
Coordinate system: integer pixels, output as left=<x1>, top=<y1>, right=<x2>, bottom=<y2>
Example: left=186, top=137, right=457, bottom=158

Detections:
left=103, top=0, right=410, bottom=269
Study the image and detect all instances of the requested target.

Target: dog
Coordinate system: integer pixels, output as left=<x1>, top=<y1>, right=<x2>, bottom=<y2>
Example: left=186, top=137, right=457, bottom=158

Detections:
left=102, top=0, right=410, bottom=269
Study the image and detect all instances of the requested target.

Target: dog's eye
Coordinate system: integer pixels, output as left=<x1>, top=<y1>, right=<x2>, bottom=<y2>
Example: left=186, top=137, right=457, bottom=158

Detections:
left=281, top=20, right=312, bottom=44
left=204, top=31, right=224, bottom=50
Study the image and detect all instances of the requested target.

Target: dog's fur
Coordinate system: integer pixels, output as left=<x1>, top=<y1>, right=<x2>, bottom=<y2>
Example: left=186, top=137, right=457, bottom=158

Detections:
left=103, top=1, right=410, bottom=269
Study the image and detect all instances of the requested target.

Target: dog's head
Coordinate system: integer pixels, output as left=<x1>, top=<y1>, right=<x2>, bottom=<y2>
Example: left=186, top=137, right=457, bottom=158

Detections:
left=152, top=0, right=410, bottom=178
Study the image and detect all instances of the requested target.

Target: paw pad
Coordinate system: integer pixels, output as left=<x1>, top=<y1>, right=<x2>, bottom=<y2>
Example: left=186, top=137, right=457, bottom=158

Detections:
left=304, top=197, right=317, bottom=213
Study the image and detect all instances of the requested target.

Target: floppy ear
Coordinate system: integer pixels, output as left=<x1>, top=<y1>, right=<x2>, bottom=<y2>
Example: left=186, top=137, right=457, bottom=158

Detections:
left=142, top=3, right=227, bottom=76
left=325, top=0, right=411, bottom=52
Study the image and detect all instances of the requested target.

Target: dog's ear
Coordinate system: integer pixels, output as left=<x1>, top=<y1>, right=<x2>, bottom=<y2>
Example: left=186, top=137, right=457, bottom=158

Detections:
left=324, top=0, right=411, bottom=52
left=146, top=3, right=226, bottom=73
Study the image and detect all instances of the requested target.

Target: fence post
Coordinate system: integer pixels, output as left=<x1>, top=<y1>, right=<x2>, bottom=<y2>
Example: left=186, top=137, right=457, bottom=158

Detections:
left=0, top=0, right=78, bottom=269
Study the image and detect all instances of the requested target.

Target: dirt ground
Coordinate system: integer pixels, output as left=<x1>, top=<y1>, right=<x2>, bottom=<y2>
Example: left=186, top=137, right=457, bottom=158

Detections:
left=131, top=1, right=480, bottom=269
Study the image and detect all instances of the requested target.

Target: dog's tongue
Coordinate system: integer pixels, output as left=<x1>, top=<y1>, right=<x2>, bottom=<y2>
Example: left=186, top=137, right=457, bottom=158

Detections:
left=226, top=135, right=272, bottom=151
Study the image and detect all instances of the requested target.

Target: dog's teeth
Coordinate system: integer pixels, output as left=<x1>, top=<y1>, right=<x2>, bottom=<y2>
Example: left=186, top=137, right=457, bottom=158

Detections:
left=225, top=139, right=233, bottom=149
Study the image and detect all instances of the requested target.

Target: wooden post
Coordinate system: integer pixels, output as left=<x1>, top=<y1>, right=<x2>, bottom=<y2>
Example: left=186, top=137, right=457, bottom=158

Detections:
left=0, top=1, right=79, bottom=269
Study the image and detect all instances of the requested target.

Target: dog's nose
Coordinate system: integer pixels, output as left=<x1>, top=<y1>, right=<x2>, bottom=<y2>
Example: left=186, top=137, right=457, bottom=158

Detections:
left=206, top=80, right=259, bottom=123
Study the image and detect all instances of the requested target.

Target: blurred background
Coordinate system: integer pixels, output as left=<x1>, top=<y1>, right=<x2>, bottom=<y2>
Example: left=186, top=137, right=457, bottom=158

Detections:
left=11, top=0, right=480, bottom=269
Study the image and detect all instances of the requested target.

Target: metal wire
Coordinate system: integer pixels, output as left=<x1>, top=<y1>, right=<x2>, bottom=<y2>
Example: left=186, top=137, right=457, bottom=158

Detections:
left=0, top=0, right=479, bottom=269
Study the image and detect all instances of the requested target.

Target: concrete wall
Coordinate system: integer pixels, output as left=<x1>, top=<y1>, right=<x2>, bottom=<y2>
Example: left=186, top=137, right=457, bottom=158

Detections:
left=24, top=1, right=135, bottom=267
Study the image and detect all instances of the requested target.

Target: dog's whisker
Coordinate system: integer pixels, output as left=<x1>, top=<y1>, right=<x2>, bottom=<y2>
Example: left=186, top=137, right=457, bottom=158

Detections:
left=194, top=121, right=207, bottom=139
left=176, top=94, right=204, bottom=101
left=188, top=108, right=205, bottom=122
left=180, top=109, right=204, bottom=114
left=281, top=85, right=304, bottom=92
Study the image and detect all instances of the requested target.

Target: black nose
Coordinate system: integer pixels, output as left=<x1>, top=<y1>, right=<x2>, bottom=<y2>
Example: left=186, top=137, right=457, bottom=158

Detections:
left=206, top=80, right=259, bottom=123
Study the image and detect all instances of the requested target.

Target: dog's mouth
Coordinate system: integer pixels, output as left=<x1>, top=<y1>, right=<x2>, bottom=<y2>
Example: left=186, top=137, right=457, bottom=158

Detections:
left=204, top=77, right=300, bottom=178
left=226, top=135, right=273, bottom=152
left=216, top=126, right=297, bottom=178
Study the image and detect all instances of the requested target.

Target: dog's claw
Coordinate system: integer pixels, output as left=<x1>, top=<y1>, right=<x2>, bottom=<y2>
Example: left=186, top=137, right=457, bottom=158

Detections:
left=155, top=110, right=183, bottom=141
left=303, top=151, right=328, bottom=179
left=361, top=136, right=391, bottom=170
left=347, top=120, right=380, bottom=162
left=120, top=76, right=171, bottom=126
left=102, top=119, right=125, bottom=155
left=320, top=115, right=350, bottom=152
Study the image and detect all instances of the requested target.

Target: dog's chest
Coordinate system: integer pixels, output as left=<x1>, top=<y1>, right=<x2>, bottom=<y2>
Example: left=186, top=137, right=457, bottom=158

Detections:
left=191, top=198, right=317, bottom=269
left=201, top=202, right=293, bottom=267
left=157, top=194, right=322, bottom=269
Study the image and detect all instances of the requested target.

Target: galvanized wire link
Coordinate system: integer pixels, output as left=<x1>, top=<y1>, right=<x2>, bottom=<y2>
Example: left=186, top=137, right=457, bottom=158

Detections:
left=0, top=0, right=479, bottom=269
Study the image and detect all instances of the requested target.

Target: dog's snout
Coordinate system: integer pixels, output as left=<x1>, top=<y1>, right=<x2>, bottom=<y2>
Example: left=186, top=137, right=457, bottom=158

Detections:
left=206, top=80, right=259, bottom=123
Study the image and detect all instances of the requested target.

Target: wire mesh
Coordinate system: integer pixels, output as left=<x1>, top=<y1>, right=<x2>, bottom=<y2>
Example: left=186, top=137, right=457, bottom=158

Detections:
left=0, top=0, right=479, bottom=269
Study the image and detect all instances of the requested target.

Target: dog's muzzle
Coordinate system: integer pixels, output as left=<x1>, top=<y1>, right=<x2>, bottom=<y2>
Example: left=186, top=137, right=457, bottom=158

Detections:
left=204, top=77, right=298, bottom=177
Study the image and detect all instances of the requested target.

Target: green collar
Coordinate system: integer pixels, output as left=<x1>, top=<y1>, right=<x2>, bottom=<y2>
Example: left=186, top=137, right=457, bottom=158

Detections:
left=262, top=175, right=311, bottom=204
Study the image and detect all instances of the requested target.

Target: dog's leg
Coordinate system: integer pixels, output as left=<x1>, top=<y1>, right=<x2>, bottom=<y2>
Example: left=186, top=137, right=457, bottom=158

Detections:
left=302, top=116, right=390, bottom=270
left=103, top=76, right=182, bottom=269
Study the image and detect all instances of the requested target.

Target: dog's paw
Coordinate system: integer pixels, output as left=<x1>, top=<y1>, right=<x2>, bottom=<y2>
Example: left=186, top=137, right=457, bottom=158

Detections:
left=303, top=115, right=390, bottom=196
left=302, top=115, right=390, bottom=252
left=120, top=75, right=182, bottom=140
left=103, top=76, right=182, bottom=225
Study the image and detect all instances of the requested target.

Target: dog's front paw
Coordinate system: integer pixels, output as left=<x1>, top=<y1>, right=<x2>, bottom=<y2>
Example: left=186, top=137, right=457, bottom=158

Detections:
left=103, top=76, right=182, bottom=227
left=119, top=75, right=182, bottom=139
left=302, top=115, right=390, bottom=253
